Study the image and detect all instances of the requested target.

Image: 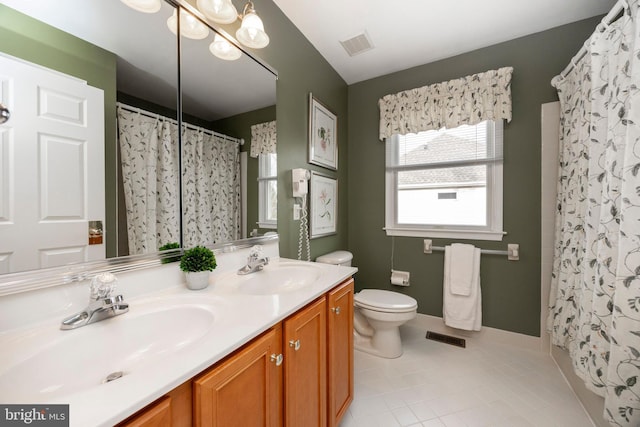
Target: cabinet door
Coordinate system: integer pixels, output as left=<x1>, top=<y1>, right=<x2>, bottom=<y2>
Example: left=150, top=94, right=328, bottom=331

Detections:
left=118, top=396, right=171, bottom=427
left=194, top=326, right=283, bottom=427
left=284, top=297, right=327, bottom=427
left=327, top=278, right=354, bottom=427
left=117, top=381, right=191, bottom=427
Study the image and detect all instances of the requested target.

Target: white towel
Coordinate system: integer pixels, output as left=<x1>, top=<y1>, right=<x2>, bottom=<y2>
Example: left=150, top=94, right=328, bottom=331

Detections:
left=443, top=245, right=482, bottom=331
left=449, top=243, right=476, bottom=296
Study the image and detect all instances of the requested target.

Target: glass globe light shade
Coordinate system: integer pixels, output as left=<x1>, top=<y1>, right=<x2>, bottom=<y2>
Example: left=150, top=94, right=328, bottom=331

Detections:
left=167, top=9, right=210, bottom=40
left=209, top=35, right=242, bottom=61
left=196, top=0, right=238, bottom=24
left=236, top=11, right=269, bottom=49
left=120, top=0, right=162, bottom=13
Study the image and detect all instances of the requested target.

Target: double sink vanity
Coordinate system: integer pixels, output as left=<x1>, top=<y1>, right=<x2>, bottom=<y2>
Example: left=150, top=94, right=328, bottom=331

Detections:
left=0, top=237, right=357, bottom=426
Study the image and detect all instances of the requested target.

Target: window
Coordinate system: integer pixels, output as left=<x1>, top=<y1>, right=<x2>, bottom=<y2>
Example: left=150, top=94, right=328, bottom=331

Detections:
left=385, top=120, right=504, bottom=241
left=258, top=153, right=277, bottom=229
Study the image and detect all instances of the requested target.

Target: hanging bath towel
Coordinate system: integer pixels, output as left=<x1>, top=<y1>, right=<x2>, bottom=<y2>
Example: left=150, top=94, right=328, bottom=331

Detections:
left=443, top=244, right=482, bottom=331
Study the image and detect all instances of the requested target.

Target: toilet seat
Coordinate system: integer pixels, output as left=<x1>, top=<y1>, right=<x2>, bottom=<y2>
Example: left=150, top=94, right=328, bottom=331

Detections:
left=355, top=289, right=417, bottom=313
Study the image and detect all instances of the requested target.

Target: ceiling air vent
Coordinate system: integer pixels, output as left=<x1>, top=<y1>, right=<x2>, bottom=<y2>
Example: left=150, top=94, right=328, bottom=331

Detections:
left=340, top=32, right=374, bottom=57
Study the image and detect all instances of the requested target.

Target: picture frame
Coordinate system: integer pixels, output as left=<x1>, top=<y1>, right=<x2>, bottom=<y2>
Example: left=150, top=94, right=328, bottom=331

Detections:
left=310, top=172, right=337, bottom=239
left=308, top=93, right=338, bottom=170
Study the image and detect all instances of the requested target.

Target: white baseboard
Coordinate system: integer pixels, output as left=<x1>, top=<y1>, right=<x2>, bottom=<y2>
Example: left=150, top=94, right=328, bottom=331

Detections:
left=406, top=313, right=543, bottom=352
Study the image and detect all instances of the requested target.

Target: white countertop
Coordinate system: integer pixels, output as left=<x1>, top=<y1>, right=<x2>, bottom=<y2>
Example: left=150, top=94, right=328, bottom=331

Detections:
left=0, top=257, right=357, bottom=427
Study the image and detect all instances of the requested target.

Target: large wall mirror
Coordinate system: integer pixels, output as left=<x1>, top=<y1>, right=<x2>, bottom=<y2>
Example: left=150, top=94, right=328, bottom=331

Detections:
left=0, top=0, right=277, bottom=277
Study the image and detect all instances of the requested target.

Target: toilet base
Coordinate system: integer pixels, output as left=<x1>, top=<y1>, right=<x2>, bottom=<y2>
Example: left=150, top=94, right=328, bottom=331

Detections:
left=354, top=327, right=403, bottom=359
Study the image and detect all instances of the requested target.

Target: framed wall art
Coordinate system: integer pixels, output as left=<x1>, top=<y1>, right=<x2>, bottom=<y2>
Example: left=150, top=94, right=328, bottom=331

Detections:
left=308, top=93, right=338, bottom=170
left=310, top=172, right=337, bottom=239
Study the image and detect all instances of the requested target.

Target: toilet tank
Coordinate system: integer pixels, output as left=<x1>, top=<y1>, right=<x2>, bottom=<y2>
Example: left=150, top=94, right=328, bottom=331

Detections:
left=315, top=250, right=353, bottom=266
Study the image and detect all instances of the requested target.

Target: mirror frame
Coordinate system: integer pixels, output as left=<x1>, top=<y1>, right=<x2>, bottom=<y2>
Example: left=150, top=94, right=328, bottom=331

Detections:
left=0, top=234, right=279, bottom=296
left=0, top=0, right=278, bottom=294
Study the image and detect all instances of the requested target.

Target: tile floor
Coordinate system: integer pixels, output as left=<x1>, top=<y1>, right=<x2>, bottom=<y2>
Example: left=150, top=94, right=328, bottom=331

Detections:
left=339, top=325, right=594, bottom=427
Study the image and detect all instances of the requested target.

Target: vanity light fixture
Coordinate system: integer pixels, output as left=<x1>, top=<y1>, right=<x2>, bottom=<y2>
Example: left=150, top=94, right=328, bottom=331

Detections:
left=167, top=9, right=210, bottom=40
left=236, top=1, right=269, bottom=49
left=209, top=34, right=242, bottom=61
left=193, top=0, right=270, bottom=50
left=119, top=0, right=162, bottom=14
left=196, top=0, right=238, bottom=24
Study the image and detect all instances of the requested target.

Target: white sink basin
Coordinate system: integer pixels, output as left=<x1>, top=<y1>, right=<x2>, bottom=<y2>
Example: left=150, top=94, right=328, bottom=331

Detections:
left=0, top=300, right=216, bottom=401
left=228, top=262, right=322, bottom=295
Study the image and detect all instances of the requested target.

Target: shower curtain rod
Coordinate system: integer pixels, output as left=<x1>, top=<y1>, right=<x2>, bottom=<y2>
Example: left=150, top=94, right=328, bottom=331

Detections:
left=116, top=102, right=244, bottom=145
left=558, top=0, right=627, bottom=80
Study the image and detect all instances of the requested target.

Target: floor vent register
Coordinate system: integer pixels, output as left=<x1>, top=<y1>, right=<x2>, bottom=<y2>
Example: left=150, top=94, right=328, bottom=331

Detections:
left=425, top=331, right=466, bottom=348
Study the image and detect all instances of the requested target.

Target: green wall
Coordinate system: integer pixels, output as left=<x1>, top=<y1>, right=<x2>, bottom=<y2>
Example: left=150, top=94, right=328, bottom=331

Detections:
left=211, top=0, right=349, bottom=260
left=214, top=105, right=277, bottom=236
left=0, top=5, right=118, bottom=257
left=346, top=17, right=601, bottom=337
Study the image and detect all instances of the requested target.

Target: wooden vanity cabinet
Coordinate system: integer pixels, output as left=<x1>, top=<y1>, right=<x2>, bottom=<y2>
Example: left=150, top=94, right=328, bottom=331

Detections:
left=194, top=325, right=283, bottom=427
left=327, top=278, right=354, bottom=427
left=120, top=278, right=354, bottom=427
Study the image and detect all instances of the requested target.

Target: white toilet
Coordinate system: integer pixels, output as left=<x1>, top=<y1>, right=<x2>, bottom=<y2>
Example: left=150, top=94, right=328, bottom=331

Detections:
left=316, top=251, right=418, bottom=359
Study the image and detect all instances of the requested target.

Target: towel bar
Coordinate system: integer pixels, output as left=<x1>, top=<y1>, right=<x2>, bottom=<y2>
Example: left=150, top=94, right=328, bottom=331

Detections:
left=423, top=240, right=519, bottom=261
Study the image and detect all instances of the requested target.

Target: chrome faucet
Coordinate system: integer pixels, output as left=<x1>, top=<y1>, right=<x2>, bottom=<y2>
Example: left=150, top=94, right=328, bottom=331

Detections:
left=60, top=273, right=129, bottom=330
left=237, top=245, right=269, bottom=275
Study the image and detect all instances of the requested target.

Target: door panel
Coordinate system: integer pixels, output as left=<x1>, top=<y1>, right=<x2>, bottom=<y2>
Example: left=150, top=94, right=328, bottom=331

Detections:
left=0, top=54, right=104, bottom=273
left=39, top=133, right=86, bottom=219
left=38, top=86, right=88, bottom=126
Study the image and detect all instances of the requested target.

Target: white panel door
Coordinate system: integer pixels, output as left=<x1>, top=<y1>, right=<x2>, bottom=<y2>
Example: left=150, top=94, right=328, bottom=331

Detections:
left=0, top=54, right=104, bottom=273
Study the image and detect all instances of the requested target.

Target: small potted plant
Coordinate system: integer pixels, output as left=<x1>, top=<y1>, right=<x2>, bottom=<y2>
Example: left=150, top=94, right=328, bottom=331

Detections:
left=179, top=246, right=216, bottom=290
left=158, top=242, right=181, bottom=264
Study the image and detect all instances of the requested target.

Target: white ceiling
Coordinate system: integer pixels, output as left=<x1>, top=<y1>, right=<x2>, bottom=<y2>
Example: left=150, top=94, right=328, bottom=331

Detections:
left=273, top=0, right=617, bottom=84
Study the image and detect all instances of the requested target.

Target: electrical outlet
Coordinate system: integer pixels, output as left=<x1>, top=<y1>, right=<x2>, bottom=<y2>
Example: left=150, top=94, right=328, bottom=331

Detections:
left=293, top=203, right=301, bottom=220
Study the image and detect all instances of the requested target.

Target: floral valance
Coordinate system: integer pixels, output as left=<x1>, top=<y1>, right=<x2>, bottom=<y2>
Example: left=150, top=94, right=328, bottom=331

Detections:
left=250, top=120, right=277, bottom=158
left=378, top=67, right=513, bottom=140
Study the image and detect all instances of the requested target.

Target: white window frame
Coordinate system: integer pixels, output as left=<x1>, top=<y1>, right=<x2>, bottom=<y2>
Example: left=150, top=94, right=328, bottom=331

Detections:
left=384, top=121, right=505, bottom=241
left=257, top=153, right=277, bottom=229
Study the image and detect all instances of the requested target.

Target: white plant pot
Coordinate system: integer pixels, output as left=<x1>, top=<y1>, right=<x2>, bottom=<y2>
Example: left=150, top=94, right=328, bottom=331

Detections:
left=185, top=271, right=210, bottom=290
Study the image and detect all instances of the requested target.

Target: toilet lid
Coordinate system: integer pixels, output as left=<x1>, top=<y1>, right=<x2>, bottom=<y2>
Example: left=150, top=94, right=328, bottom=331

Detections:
left=355, top=289, right=417, bottom=312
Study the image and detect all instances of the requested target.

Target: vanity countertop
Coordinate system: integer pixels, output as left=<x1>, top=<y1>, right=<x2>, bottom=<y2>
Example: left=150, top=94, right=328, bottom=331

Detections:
left=0, top=257, right=357, bottom=427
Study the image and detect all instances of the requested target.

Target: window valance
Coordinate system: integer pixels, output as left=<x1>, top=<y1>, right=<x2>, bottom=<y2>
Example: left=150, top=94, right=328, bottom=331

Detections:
left=378, top=67, right=513, bottom=140
left=250, top=120, right=277, bottom=158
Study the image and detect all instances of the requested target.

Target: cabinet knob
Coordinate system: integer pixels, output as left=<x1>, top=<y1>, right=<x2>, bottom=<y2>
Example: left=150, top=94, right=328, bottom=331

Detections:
left=289, top=339, right=301, bottom=351
left=270, top=353, right=283, bottom=366
left=331, top=306, right=341, bottom=315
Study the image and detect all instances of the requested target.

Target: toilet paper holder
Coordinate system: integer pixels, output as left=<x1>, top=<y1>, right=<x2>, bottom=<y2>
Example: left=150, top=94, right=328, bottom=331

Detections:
left=391, top=269, right=410, bottom=286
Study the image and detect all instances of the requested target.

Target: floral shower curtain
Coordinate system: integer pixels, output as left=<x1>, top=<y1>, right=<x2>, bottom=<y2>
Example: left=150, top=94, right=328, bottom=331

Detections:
left=548, top=2, right=640, bottom=425
left=181, top=127, right=241, bottom=248
left=117, top=106, right=180, bottom=254
left=118, top=106, right=241, bottom=253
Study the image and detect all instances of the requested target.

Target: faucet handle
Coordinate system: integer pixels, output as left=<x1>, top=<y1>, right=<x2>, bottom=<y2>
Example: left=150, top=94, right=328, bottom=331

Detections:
left=90, top=272, right=118, bottom=300
left=249, top=245, right=264, bottom=260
